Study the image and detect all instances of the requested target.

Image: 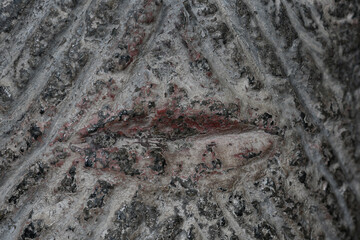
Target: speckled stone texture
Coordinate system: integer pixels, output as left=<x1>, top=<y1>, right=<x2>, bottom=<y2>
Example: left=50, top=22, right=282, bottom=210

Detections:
left=0, top=0, right=359, bottom=239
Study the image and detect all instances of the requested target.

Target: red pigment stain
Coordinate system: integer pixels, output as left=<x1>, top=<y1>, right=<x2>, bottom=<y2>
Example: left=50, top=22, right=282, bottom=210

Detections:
left=55, top=161, right=65, bottom=167
left=70, top=99, right=246, bottom=182
left=50, top=76, right=278, bottom=184
left=95, top=106, right=242, bottom=140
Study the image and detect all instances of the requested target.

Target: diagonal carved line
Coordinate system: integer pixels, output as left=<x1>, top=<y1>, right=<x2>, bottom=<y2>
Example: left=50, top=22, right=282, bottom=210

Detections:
left=299, top=127, right=355, bottom=233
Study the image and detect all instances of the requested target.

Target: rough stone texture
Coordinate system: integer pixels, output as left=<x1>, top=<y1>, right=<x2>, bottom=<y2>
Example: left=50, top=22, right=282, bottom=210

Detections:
left=0, top=0, right=359, bottom=239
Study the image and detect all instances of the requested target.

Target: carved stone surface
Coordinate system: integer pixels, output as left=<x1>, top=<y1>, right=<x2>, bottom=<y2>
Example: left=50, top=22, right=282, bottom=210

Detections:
left=0, top=0, right=359, bottom=239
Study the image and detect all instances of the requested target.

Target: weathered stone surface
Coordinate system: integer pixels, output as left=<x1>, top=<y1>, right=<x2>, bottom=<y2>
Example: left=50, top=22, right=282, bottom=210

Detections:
left=0, top=0, right=359, bottom=239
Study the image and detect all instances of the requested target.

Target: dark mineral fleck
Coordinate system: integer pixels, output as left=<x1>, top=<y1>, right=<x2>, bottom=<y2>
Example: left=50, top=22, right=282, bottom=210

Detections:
left=29, top=124, right=42, bottom=140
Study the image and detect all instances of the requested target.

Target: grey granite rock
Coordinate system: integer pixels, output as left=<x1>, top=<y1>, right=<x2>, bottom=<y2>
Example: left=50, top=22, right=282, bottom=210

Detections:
left=0, top=0, right=359, bottom=239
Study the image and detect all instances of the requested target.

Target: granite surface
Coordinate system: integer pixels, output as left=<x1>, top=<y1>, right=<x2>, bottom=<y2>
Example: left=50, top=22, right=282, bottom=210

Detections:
left=0, top=0, right=359, bottom=239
